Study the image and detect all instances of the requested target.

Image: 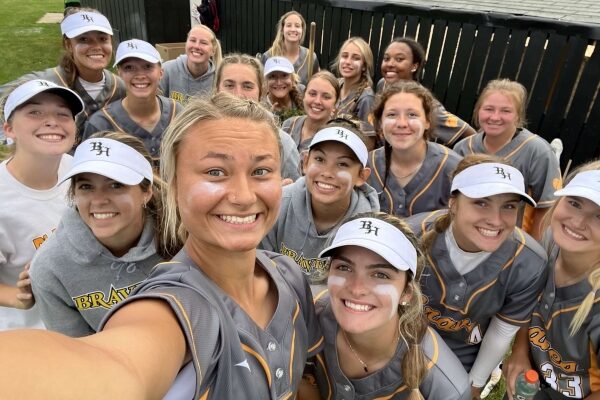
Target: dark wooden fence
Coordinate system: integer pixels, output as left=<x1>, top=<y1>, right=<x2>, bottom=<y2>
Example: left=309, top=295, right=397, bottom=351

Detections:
left=83, top=0, right=599, bottom=168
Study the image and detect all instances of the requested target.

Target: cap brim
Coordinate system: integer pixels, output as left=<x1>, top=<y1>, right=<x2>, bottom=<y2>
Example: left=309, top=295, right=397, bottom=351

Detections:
left=554, top=187, right=600, bottom=207
left=64, top=26, right=113, bottom=38
left=115, top=53, right=161, bottom=67
left=265, top=67, right=294, bottom=76
left=46, top=87, right=85, bottom=117
left=458, top=183, right=537, bottom=206
left=319, top=238, right=414, bottom=275
left=58, top=160, right=145, bottom=186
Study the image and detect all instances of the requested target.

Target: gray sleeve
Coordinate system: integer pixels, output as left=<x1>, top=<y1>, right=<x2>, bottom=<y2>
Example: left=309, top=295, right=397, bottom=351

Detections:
left=355, top=91, right=374, bottom=122
left=260, top=226, right=278, bottom=252
left=279, top=129, right=301, bottom=181
left=159, top=70, right=170, bottom=97
left=526, top=138, right=561, bottom=207
left=30, top=258, right=95, bottom=337
left=312, top=53, right=320, bottom=73
left=82, top=111, right=113, bottom=140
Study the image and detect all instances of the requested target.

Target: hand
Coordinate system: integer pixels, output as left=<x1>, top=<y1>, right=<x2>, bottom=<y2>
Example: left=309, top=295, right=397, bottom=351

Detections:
left=281, top=178, right=293, bottom=187
left=503, top=350, right=532, bottom=400
left=471, top=385, right=482, bottom=399
left=14, top=263, right=35, bottom=310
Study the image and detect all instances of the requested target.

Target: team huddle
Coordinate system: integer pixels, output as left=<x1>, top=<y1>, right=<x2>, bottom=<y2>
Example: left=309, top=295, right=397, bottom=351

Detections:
left=0, top=6, right=598, bottom=400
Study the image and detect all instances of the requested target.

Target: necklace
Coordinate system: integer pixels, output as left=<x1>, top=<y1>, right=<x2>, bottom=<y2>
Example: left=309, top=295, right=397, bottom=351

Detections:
left=342, top=329, right=400, bottom=373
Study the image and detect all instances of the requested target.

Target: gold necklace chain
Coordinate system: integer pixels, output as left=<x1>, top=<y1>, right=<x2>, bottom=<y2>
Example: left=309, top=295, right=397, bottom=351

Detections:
left=342, top=329, right=400, bottom=373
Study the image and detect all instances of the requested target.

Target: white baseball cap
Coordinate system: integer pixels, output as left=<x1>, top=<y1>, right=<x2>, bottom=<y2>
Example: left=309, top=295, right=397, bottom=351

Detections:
left=114, top=39, right=162, bottom=67
left=319, top=217, right=418, bottom=276
left=309, top=126, right=368, bottom=167
left=451, top=162, right=536, bottom=206
left=59, top=138, right=153, bottom=185
left=3, top=79, right=84, bottom=121
left=554, top=170, right=600, bottom=207
left=264, top=56, right=295, bottom=77
left=61, top=11, right=113, bottom=38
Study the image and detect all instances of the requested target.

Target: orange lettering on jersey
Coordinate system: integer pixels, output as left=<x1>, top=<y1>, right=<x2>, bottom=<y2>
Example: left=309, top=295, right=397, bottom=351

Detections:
left=529, top=326, right=578, bottom=373
left=32, top=234, right=49, bottom=249
left=424, top=306, right=480, bottom=342
left=280, top=242, right=328, bottom=278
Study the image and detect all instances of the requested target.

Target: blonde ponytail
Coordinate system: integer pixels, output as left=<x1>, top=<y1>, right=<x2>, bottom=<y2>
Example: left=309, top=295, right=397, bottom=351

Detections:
left=569, top=266, right=600, bottom=336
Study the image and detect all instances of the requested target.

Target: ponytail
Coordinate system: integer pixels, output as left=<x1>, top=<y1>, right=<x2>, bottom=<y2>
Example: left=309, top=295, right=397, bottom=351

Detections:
left=421, top=211, right=452, bottom=256
left=569, top=266, right=600, bottom=336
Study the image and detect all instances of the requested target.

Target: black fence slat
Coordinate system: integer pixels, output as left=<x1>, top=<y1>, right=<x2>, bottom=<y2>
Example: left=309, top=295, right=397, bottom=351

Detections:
left=393, top=14, right=407, bottom=40
left=456, top=26, right=493, bottom=119
left=480, top=27, right=510, bottom=86
left=527, top=34, right=567, bottom=133
left=416, top=17, right=432, bottom=53
left=349, top=10, right=362, bottom=38
left=561, top=45, right=600, bottom=166
left=517, top=30, right=547, bottom=90
left=433, top=21, right=461, bottom=103
left=406, top=15, right=419, bottom=39
left=444, top=23, right=477, bottom=113
left=321, top=6, right=335, bottom=65
left=500, top=28, right=528, bottom=79
left=540, top=36, right=589, bottom=140
left=422, top=19, right=447, bottom=91
left=360, top=10, right=372, bottom=41
left=571, top=94, right=600, bottom=166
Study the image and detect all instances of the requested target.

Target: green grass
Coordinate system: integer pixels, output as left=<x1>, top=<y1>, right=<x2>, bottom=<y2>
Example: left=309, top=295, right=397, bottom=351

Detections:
left=0, top=0, right=64, bottom=83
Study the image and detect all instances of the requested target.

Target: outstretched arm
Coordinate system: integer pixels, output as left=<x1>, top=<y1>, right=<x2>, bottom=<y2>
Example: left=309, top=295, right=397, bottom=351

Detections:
left=0, top=298, right=186, bottom=399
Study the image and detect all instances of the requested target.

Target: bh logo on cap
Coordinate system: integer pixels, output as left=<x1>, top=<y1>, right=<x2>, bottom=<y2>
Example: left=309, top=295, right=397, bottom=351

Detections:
left=81, top=14, right=94, bottom=23
left=494, top=166, right=512, bottom=180
left=359, top=220, right=379, bottom=236
left=336, top=128, right=348, bottom=140
left=127, top=42, right=138, bottom=50
left=37, top=81, right=51, bottom=88
left=89, top=141, right=111, bottom=157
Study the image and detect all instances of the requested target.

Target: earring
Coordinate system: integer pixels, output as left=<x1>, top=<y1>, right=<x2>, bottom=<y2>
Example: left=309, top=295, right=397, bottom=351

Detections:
left=142, top=202, right=147, bottom=209
left=411, top=68, right=417, bottom=72
left=400, top=301, right=409, bottom=306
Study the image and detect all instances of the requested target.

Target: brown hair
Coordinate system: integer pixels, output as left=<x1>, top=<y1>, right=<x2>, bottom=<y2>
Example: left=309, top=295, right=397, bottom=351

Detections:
left=371, top=81, right=437, bottom=193
left=334, top=211, right=429, bottom=400
left=59, top=8, right=114, bottom=87
left=69, top=131, right=176, bottom=258
left=541, top=159, right=600, bottom=336
left=267, top=11, right=307, bottom=57
left=473, top=79, right=528, bottom=130
left=305, top=70, right=341, bottom=107
left=421, top=154, right=508, bottom=254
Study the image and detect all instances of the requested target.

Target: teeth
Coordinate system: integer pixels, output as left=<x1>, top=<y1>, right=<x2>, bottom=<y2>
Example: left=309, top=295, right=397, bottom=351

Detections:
left=344, top=300, right=373, bottom=312
left=385, top=72, right=397, bottom=77
left=93, top=212, right=117, bottom=220
left=133, top=83, right=150, bottom=88
left=88, top=54, right=104, bottom=59
left=219, top=214, right=257, bottom=224
left=191, top=51, right=202, bottom=56
left=478, top=228, right=500, bottom=237
left=38, top=134, right=63, bottom=140
left=316, top=182, right=335, bottom=190
left=564, top=225, right=585, bottom=240
left=310, top=106, right=323, bottom=112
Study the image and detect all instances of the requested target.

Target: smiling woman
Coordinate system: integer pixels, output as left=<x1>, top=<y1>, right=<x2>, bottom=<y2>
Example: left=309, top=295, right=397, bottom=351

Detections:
left=0, top=93, right=322, bottom=400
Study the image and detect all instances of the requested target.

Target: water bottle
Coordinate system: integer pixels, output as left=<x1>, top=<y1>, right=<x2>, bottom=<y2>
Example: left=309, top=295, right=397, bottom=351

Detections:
left=514, top=370, right=540, bottom=400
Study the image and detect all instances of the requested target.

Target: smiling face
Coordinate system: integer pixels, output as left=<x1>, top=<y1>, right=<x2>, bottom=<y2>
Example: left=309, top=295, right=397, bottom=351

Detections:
left=477, top=91, right=519, bottom=141
left=551, top=196, right=600, bottom=256
left=283, top=14, right=303, bottom=44
left=118, top=58, right=163, bottom=99
left=381, top=92, right=430, bottom=151
left=450, top=193, right=521, bottom=253
left=328, top=245, right=410, bottom=335
left=66, top=31, right=112, bottom=74
left=185, top=26, right=214, bottom=66
left=339, top=42, right=365, bottom=82
left=74, top=173, right=150, bottom=256
left=381, top=42, right=417, bottom=83
left=303, top=141, right=368, bottom=209
left=267, top=71, right=293, bottom=100
left=175, top=117, right=282, bottom=254
left=303, top=77, right=337, bottom=122
left=217, top=64, right=261, bottom=101
left=4, top=92, right=76, bottom=157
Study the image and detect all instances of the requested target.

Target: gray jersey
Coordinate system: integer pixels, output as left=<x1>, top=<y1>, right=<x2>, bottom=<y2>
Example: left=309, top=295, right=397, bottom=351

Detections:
left=0, top=66, right=126, bottom=139
left=260, top=177, right=380, bottom=285
left=407, top=210, right=548, bottom=371
left=278, top=128, right=302, bottom=181
left=314, top=295, right=471, bottom=400
left=529, top=244, right=600, bottom=398
left=29, top=208, right=161, bottom=337
left=453, top=128, right=561, bottom=208
left=262, top=47, right=319, bottom=86
left=100, top=249, right=323, bottom=400
left=336, top=82, right=375, bottom=124
left=82, top=95, right=182, bottom=158
left=367, top=142, right=461, bottom=217
left=159, top=56, right=215, bottom=103
left=376, top=79, right=475, bottom=146
left=281, top=115, right=311, bottom=154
